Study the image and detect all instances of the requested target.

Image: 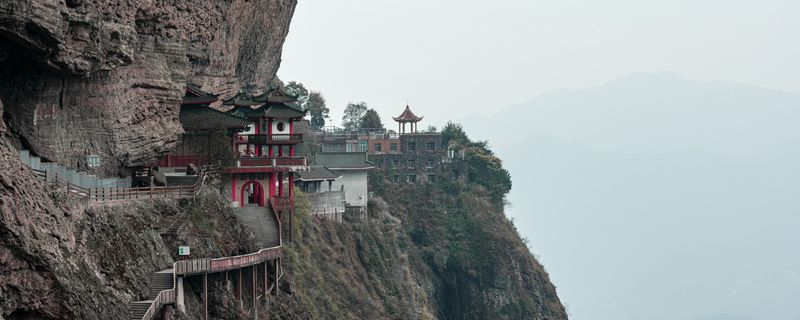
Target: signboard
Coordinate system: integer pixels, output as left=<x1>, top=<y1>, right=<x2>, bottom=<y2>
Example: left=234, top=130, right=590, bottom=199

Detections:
left=178, top=246, right=191, bottom=256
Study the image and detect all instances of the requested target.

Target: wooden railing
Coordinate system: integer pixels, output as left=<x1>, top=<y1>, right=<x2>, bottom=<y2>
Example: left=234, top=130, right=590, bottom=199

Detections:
left=89, top=184, right=199, bottom=202
left=136, top=207, right=284, bottom=320
left=238, top=157, right=307, bottom=167
left=139, top=288, right=176, bottom=320
left=236, top=133, right=303, bottom=145
left=31, top=168, right=205, bottom=204
left=31, top=168, right=91, bottom=198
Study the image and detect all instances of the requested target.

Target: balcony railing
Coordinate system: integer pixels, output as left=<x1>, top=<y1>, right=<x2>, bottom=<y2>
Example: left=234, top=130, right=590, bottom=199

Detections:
left=238, top=157, right=307, bottom=167
left=235, top=134, right=303, bottom=145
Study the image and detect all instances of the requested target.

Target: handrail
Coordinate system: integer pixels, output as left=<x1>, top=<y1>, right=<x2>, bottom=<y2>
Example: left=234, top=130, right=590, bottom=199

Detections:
left=30, top=166, right=206, bottom=203
left=135, top=199, right=285, bottom=320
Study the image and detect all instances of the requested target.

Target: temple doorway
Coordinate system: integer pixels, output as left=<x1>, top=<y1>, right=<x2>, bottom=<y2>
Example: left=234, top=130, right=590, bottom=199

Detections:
left=240, top=181, right=265, bottom=207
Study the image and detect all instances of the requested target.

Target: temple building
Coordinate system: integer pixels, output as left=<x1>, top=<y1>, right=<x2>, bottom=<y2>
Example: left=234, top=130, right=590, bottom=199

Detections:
left=221, top=87, right=307, bottom=208
left=151, top=84, right=308, bottom=236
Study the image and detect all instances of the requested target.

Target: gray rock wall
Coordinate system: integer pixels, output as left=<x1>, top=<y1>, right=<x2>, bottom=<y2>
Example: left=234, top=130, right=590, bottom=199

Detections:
left=0, top=0, right=297, bottom=176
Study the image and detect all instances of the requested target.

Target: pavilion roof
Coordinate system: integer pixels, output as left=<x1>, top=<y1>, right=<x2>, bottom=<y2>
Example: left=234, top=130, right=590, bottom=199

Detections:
left=253, top=86, right=299, bottom=104
left=179, top=107, right=252, bottom=130
left=222, top=91, right=261, bottom=107
left=392, top=105, right=423, bottom=122
left=182, top=83, right=219, bottom=106
left=241, top=103, right=306, bottom=119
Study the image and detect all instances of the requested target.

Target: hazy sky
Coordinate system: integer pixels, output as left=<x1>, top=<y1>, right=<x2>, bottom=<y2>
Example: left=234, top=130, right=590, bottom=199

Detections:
left=278, top=1, right=800, bottom=319
left=278, top=0, right=800, bottom=127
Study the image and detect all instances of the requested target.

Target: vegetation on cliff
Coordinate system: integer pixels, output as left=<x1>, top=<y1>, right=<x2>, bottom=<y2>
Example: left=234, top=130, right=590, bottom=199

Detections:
left=270, top=125, right=566, bottom=320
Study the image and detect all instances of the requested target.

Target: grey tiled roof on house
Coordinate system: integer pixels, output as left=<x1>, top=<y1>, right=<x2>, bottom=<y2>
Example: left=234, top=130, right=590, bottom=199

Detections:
left=182, top=83, right=219, bottom=105
left=179, top=107, right=253, bottom=130
left=296, top=166, right=341, bottom=181
left=314, top=152, right=375, bottom=170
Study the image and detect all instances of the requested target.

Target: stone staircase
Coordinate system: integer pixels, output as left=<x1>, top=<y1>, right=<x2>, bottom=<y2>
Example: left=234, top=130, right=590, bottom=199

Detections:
left=234, top=207, right=281, bottom=248
left=130, top=269, right=174, bottom=320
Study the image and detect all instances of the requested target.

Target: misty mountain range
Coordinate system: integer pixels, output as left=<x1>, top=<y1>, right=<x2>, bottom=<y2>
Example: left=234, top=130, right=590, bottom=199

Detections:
left=461, top=73, right=800, bottom=320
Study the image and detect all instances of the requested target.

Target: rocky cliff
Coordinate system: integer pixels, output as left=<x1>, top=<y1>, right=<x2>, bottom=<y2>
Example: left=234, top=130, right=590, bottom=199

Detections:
left=0, top=0, right=297, bottom=176
left=268, top=180, right=568, bottom=320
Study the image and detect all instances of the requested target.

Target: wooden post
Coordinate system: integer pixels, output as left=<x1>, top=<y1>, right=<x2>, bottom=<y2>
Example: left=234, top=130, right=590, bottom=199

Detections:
left=274, top=259, right=279, bottom=296
left=238, top=268, right=243, bottom=309
left=203, top=273, right=208, bottom=320
left=252, top=264, right=258, bottom=320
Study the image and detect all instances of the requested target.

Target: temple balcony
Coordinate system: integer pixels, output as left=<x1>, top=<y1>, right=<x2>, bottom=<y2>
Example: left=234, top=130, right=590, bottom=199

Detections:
left=236, top=133, right=303, bottom=145
left=237, top=156, right=307, bottom=167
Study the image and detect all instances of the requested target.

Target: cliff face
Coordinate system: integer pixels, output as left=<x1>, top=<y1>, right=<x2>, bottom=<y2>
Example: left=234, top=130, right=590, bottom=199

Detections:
left=270, top=182, right=568, bottom=320
left=0, top=0, right=296, bottom=175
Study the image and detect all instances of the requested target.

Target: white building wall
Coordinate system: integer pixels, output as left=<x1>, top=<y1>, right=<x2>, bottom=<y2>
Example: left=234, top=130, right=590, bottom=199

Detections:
left=329, top=170, right=369, bottom=208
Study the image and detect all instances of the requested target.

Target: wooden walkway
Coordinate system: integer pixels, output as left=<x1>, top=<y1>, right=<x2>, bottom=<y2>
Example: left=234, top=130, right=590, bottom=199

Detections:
left=28, top=164, right=287, bottom=320
left=129, top=204, right=286, bottom=320
left=32, top=168, right=201, bottom=203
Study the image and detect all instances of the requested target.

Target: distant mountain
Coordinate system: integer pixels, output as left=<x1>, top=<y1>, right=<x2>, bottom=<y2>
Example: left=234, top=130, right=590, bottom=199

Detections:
left=692, top=315, right=758, bottom=320
left=465, top=74, right=800, bottom=320
left=462, top=73, right=800, bottom=157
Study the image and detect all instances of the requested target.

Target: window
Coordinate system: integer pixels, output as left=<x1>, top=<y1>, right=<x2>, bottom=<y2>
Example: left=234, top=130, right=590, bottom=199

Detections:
left=393, top=175, right=401, bottom=183
left=390, top=143, right=398, bottom=151
left=407, top=159, right=416, bottom=168
left=374, top=143, right=382, bottom=152
left=427, top=159, right=434, bottom=168
left=276, top=122, right=286, bottom=131
left=359, top=140, right=368, bottom=152
left=408, top=142, right=416, bottom=151
left=408, top=175, right=417, bottom=183
left=392, top=159, right=399, bottom=168
left=426, top=142, right=435, bottom=151
left=428, top=174, right=437, bottom=183
left=86, top=155, right=101, bottom=167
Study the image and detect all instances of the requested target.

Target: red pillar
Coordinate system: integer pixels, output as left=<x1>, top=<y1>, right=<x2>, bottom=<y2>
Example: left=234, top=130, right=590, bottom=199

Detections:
left=232, top=174, right=237, bottom=206
left=278, top=173, right=284, bottom=197
left=288, top=172, right=294, bottom=200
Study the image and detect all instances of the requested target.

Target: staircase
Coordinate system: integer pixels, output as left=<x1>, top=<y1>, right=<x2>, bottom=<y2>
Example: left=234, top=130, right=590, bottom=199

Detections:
left=233, top=207, right=281, bottom=248
left=130, top=269, right=174, bottom=320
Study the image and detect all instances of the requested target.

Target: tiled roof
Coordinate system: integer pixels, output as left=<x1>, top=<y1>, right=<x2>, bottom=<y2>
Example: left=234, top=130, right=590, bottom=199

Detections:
left=182, top=83, right=219, bottom=105
left=222, top=91, right=261, bottom=107
left=296, top=166, right=341, bottom=181
left=253, top=86, right=299, bottom=104
left=246, top=104, right=306, bottom=119
left=179, top=107, right=253, bottom=130
left=393, top=105, right=423, bottom=122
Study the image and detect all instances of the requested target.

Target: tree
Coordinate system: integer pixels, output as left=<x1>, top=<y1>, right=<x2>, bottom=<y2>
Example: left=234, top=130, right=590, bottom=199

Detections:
left=441, top=121, right=470, bottom=148
left=359, top=109, right=384, bottom=132
left=440, top=121, right=511, bottom=202
left=342, top=102, right=368, bottom=132
left=284, top=81, right=309, bottom=105
left=284, top=81, right=329, bottom=129
left=306, top=91, right=329, bottom=129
